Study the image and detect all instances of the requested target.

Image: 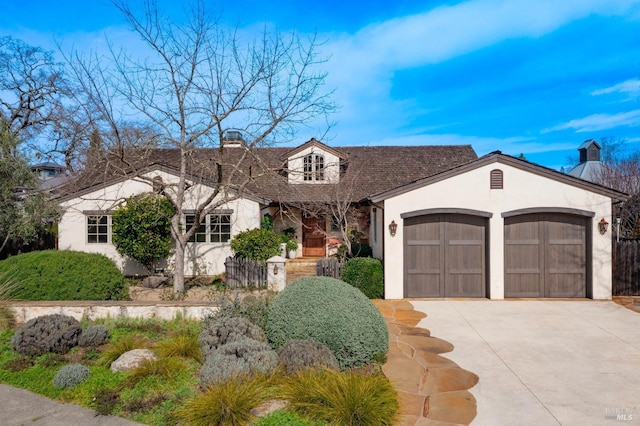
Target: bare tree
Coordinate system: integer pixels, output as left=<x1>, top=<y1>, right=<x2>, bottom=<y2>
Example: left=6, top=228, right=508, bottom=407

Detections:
left=67, top=0, right=334, bottom=292
left=591, top=136, right=640, bottom=239
left=0, top=37, right=67, bottom=140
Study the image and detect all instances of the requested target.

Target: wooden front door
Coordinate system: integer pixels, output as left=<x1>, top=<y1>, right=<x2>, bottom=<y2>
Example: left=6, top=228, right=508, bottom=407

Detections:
left=302, top=215, right=326, bottom=257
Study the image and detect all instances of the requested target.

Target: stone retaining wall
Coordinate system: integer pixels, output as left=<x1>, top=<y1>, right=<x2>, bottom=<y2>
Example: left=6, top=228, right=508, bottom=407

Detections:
left=9, top=302, right=219, bottom=323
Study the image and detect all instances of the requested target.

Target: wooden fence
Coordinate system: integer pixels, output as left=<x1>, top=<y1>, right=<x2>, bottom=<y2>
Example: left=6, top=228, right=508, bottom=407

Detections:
left=613, top=240, right=640, bottom=296
left=317, top=258, right=345, bottom=279
left=224, top=257, right=267, bottom=289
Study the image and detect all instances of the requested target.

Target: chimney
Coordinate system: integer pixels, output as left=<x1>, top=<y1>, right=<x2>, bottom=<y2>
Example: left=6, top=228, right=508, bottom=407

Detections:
left=222, top=131, right=245, bottom=147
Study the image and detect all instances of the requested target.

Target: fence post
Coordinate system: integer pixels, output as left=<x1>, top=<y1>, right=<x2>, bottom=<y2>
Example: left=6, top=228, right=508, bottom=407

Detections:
left=267, top=256, right=287, bottom=292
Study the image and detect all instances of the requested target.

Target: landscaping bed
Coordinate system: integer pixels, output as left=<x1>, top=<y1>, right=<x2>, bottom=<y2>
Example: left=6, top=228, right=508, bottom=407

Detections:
left=0, top=277, right=398, bottom=425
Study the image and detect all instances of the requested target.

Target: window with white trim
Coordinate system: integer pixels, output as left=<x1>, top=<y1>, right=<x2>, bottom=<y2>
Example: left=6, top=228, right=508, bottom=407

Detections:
left=303, top=154, right=325, bottom=181
left=185, top=212, right=232, bottom=243
left=86, top=214, right=111, bottom=244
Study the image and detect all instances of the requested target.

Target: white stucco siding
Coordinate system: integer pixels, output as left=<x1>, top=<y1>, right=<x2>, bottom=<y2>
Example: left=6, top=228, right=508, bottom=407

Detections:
left=382, top=162, right=614, bottom=300
left=58, top=171, right=261, bottom=276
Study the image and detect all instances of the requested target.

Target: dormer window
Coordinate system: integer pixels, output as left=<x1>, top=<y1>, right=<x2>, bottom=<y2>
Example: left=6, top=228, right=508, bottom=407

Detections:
left=304, top=154, right=324, bottom=181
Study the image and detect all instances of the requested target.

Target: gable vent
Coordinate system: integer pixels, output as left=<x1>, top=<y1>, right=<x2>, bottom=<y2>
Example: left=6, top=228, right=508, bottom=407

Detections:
left=490, top=169, right=503, bottom=189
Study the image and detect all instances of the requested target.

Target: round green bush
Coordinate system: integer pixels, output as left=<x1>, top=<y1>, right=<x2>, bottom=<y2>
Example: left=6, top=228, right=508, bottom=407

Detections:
left=53, top=363, right=91, bottom=389
left=0, top=250, right=127, bottom=301
left=341, top=257, right=384, bottom=299
left=230, top=228, right=281, bottom=261
left=200, top=337, right=279, bottom=386
left=265, top=277, right=388, bottom=369
left=12, top=314, right=82, bottom=356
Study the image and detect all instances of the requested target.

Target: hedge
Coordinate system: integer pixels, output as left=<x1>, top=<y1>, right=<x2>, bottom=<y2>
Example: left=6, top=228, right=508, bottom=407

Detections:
left=0, top=250, right=127, bottom=300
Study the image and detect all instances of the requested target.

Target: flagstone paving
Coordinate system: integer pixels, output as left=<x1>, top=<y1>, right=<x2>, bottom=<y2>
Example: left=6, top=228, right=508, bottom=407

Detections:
left=374, top=300, right=478, bottom=426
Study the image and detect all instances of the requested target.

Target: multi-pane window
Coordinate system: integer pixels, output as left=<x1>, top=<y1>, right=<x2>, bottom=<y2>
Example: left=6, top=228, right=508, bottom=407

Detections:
left=87, top=215, right=111, bottom=244
left=210, top=214, right=231, bottom=242
left=185, top=212, right=232, bottom=243
left=303, top=154, right=325, bottom=181
left=186, top=215, right=207, bottom=242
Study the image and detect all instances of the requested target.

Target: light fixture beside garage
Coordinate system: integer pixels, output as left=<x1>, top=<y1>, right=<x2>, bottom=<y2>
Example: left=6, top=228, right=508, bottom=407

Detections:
left=598, top=218, right=609, bottom=235
left=389, top=220, right=398, bottom=237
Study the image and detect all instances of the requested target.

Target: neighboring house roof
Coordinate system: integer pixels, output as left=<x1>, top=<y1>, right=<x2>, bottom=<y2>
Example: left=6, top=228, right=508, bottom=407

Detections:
left=567, top=160, right=605, bottom=182
left=371, top=151, right=628, bottom=203
left=56, top=142, right=478, bottom=205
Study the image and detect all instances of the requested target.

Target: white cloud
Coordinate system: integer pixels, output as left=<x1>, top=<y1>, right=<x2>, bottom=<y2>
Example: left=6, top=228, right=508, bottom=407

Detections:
left=591, top=79, right=640, bottom=97
left=545, top=110, right=640, bottom=133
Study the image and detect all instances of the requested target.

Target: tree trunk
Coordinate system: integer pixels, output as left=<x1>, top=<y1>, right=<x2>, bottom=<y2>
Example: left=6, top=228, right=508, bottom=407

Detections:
left=173, top=242, right=185, bottom=293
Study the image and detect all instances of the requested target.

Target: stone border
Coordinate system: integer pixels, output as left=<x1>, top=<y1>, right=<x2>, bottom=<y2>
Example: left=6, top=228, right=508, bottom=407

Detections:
left=374, top=300, right=478, bottom=425
left=9, top=301, right=219, bottom=322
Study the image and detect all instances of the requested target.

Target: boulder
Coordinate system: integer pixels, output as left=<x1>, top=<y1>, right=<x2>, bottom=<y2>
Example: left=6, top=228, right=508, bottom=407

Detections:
left=142, top=275, right=168, bottom=289
left=110, top=349, right=157, bottom=372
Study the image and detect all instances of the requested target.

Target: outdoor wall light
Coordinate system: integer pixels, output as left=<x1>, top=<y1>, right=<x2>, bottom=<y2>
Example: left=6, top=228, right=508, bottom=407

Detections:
left=389, top=220, right=398, bottom=237
left=598, top=218, right=609, bottom=235
left=273, top=265, right=279, bottom=275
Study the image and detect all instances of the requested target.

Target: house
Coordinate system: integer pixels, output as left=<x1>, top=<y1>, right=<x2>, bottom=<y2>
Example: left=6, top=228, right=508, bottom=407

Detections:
left=56, top=138, right=476, bottom=276
left=55, top=138, right=626, bottom=300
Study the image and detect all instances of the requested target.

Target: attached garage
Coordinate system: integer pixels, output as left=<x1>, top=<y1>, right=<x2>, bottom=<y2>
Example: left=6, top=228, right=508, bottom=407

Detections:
left=504, top=210, right=592, bottom=298
left=403, top=211, right=489, bottom=298
left=371, top=152, right=626, bottom=300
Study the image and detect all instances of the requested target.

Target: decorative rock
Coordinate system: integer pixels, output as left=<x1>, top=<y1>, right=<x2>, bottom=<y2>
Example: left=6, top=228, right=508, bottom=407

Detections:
left=142, top=275, right=168, bottom=288
left=110, top=349, right=157, bottom=372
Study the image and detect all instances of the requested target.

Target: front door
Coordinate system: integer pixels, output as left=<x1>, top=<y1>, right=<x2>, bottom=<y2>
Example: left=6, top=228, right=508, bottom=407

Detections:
left=302, top=214, right=326, bottom=257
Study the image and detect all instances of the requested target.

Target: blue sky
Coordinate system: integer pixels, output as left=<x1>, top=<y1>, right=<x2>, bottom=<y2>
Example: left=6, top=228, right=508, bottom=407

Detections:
left=2, top=0, right=640, bottom=170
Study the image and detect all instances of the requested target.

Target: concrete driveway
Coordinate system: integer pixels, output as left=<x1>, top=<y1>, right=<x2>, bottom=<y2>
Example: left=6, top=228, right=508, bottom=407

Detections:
left=411, top=300, right=640, bottom=426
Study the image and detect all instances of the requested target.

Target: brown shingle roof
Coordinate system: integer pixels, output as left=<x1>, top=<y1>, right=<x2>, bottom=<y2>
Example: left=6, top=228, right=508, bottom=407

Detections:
left=57, top=144, right=478, bottom=204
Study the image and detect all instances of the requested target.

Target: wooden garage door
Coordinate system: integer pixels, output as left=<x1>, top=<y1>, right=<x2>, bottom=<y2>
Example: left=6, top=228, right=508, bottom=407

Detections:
left=404, top=214, right=486, bottom=298
left=504, top=214, right=587, bottom=298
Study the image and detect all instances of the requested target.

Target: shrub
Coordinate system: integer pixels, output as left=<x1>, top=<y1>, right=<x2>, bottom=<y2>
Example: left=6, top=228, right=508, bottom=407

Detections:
left=111, top=193, right=174, bottom=273
left=198, top=316, right=266, bottom=359
left=213, top=292, right=274, bottom=330
left=12, top=314, right=82, bottom=356
left=78, top=325, right=110, bottom=347
left=176, top=375, right=272, bottom=426
left=230, top=228, right=281, bottom=261
left=0, top=250, right=127, bottom=301
left=281, top=369, right=398, bottom=426
left=277, top=339, right=339, bottom=374
left=200, top=337, right=278, bottom=386
left=266, top=277, right=388, bottom=369
left=0, top=278, right=16, bottom=331
left=53, top=363, right=91, bottom=389
left=341, top=257, right=384, bottom=299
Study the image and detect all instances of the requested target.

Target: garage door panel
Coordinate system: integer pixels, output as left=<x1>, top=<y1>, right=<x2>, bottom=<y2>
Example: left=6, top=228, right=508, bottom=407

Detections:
left=446, top=274, right=485, bottom=297
left=405, top=214, right=486, bottom=298
left=505, top=213, right=587, bottom=298
left=406, top=272, right=441, bottom=297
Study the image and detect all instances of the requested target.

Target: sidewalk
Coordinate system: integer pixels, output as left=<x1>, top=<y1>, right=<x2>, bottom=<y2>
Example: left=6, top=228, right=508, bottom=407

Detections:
left=0, top=384, right=143, bottom=426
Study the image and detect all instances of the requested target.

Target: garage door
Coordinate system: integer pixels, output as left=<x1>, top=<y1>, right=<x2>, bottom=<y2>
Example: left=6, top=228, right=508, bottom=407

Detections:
left=404, top=214, right=487, bottom=298
left=504, top=213, right=588, bottom=298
